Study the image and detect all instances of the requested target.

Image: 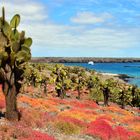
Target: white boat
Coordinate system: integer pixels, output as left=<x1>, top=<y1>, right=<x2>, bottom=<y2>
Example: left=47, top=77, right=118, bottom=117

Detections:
left=88, top=61, right=94, bottom=65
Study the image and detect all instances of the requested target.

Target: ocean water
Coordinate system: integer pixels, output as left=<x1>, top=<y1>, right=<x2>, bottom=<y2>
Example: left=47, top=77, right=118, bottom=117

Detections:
left=63, top=62, right=140, bottom=87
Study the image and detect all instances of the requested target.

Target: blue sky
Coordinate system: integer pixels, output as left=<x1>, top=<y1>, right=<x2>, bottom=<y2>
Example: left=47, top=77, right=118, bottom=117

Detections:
left=1, top=0, right=140, bottom=57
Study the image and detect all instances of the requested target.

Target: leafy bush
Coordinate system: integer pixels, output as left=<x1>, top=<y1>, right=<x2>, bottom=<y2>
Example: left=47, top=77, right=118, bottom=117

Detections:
left=55, top=121, right=81, bottom=135
left=89, top=88, right=103, bottom=103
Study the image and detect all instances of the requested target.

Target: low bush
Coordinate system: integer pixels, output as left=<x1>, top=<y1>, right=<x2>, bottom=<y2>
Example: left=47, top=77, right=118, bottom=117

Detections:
left=89, top=88, right=103, bottom=103
left=55, top=121, right=81, bottom=135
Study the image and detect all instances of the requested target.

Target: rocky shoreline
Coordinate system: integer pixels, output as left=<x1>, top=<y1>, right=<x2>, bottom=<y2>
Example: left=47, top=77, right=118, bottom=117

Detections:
left=31, top=57, right=140, bottom=63
left=97, top=72, right=133, bottom=84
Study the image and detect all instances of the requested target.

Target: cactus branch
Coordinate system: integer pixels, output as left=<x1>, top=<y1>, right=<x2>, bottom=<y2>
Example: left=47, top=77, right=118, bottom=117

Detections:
left=2, top=7, right=5, bottom=25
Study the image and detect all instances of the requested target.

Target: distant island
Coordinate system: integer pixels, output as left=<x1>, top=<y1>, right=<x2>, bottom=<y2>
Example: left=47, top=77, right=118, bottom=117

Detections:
left=31, top=57, right=140, bottom=63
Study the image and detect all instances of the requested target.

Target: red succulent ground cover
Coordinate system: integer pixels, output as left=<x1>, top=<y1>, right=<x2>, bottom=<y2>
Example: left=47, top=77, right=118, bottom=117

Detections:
left=85, top=119, right=114, bottom=140
left=0, top=85, right=140, bottom=139
left=21, top=131, right=55, bottom=140
left=85, top=119, right=140, bottom=140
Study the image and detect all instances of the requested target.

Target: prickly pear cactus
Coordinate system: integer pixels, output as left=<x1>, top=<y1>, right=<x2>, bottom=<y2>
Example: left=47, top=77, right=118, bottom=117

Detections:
left=0, top=7, right=32, bottom=121
left=52, top=64, right=69, bottom=98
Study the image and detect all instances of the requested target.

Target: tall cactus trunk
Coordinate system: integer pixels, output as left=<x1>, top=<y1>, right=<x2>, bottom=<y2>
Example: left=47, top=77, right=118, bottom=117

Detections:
left=56, top=89, right=61, bottom=97
left=77, top=86, right=81, bottom=100
left=103, top=88, right=109, bottom=106
left=120, top=91, right=125, bottom=109
left=44, top=81, right=47, bottom=95
left=2, top=71, right=20, bottom=121
left=77, top=79, right=81, bottom=100
left=60, top=88, right=65, bottom=99
left=5, top=83, right=19, bottom=121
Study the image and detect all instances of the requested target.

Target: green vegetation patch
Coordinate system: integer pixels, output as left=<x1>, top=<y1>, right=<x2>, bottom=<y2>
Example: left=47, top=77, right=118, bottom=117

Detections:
left=55, top=121, right=82, bottom=135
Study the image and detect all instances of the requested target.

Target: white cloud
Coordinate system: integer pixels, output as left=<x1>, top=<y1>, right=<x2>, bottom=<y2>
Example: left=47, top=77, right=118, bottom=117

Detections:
left=23, top=22, right=140, bottom=52
left=0, top=0, right=47, bottom=22
left=71, top=12, right=113, bottom=24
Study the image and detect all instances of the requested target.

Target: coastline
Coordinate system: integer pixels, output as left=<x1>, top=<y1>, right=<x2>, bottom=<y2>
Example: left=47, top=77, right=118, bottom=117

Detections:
left=31, top=57, right=140, bottom=63
left=100, top=72, right=119, bottom=76
left=97, top=72, right=132, bottom=84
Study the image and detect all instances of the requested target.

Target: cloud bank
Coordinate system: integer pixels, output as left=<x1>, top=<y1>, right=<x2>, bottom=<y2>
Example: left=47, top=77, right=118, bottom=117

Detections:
left=71, top=12, right=113, bottom=24
left=0, top=0, right=140, bottom=57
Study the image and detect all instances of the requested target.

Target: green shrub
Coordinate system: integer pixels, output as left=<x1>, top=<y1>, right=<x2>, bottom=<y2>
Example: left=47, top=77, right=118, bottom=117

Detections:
left=55, top=121, right=81, bottom=135
left=89, top=88, right=103, bottom=103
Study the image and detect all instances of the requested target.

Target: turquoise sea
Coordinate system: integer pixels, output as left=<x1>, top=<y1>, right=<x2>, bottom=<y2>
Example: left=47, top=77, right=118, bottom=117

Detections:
left=63, top=62, right=140, bottom=87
